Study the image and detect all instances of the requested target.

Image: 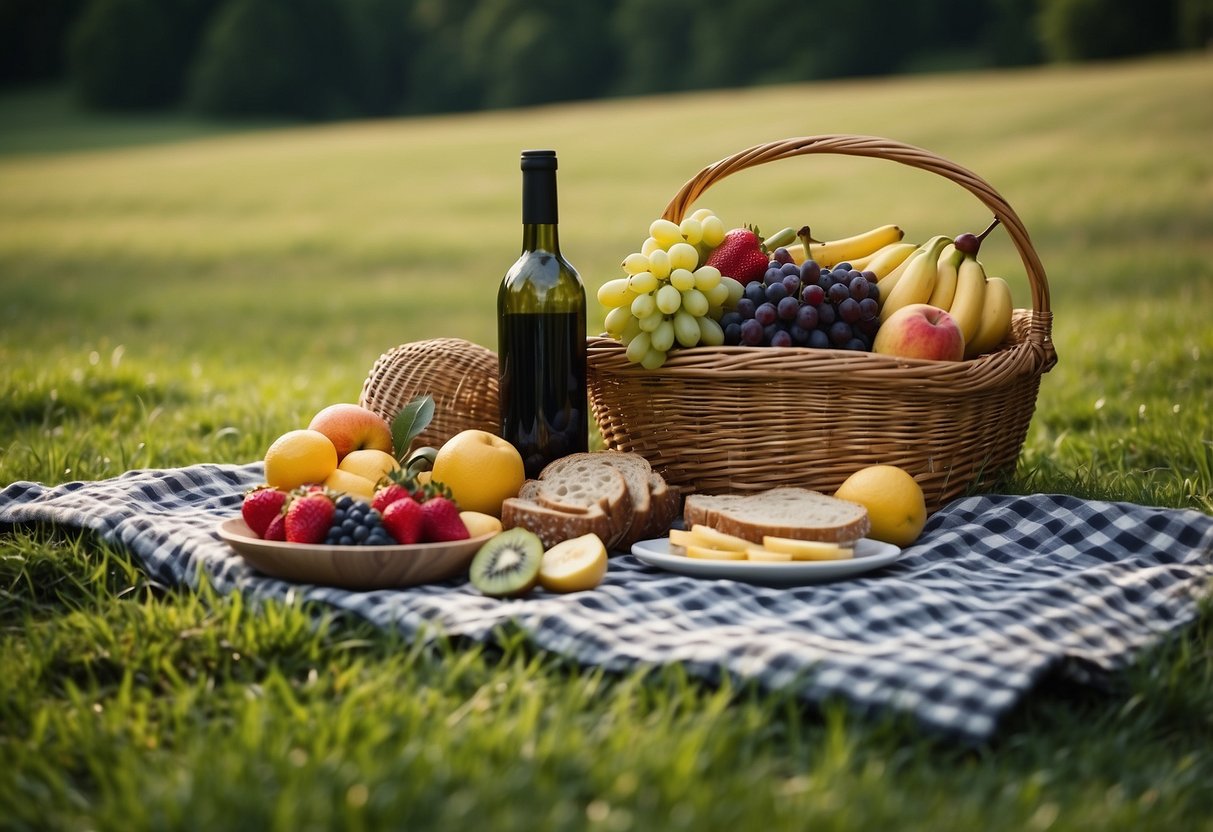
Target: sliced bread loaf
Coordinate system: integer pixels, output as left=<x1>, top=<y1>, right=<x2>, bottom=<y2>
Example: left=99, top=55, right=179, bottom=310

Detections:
left=501, top=498, right=613, bottom=550
left=533, top=459, right=632, bottom=549
left=682, top=487, right=870, bottom=544
left=543, top=452, right=655, bottom=548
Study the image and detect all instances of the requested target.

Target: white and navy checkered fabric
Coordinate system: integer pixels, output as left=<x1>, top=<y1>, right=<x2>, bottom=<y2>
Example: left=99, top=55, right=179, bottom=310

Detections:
left=3, top=462, right=1211, bottom=743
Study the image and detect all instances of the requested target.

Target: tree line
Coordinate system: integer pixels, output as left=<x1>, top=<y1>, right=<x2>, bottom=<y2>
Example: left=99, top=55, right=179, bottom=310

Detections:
left=2, top=0, right=1210, bottom=120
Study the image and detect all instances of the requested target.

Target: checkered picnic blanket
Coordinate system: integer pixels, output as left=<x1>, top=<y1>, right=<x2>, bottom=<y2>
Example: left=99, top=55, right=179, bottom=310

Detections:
left=2, top=462, right=1211, bottom=743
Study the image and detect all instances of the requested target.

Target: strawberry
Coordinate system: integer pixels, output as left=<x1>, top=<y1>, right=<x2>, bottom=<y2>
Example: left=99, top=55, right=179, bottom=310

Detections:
left=263, top=513, right=287, bottom=541
left=419, top=496, right=470, bottom=543
left=371, top=482, right=411, bottom=514
left=242, top=486, right=288, bottom=538
left=284, top=492, right=335, bottom=544
left=381, top=496, right=424, bottom=544
left=705, top=227, right=770, bottom=285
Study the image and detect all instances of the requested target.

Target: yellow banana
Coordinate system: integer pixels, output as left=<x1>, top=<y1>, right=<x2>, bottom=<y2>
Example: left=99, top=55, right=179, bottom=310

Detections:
left=787, top=223, right=904, bottom=267
left=876, top=248, right=921, bottom=300
left=928, top=244, right=963, bottom=310
left=858, top=241, right=918, bottom=279
left=965, top=275, right=1013, bottom=358
left=880, top=235, right=951, bottom=321
left=948, top=254, right=986, bottom=346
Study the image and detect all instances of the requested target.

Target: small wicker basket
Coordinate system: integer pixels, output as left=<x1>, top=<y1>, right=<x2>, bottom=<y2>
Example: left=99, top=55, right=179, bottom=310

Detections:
left=359, top=337, right=499, bottom=453
left=587, top=135, right=1057, bottom=513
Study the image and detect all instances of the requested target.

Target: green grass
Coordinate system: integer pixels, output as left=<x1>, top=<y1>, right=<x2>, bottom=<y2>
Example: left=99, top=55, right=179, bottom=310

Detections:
left=2, top=53, right=1212, bottom=829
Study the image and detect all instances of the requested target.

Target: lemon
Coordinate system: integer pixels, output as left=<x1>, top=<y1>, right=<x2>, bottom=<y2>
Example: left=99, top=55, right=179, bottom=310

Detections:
left=430, top=430, right=525, bottom=518
left=322, top=468, right=376, bottom=500
left=834, top=465, right=926, bottom=547
left=538, top=533, right=608, bottom=593
left=264, top=429, right=338, bottom=491
left=460, top=511, right=504, bottom=538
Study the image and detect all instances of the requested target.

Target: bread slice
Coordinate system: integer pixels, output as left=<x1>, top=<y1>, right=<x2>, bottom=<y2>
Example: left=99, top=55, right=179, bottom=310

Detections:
left=501, top=498, right=613, bottom=550
left=534, top=459, right=632, bottom=549
left=648, top=474, right=683, bottom=539
left=544, top=452, right=655, bottom=548
left=682, top=487, right=870, bottom=544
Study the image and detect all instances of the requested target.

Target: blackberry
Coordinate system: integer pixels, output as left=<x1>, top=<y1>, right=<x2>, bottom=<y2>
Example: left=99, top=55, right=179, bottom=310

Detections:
left=324, top=498, right=393, bottom=546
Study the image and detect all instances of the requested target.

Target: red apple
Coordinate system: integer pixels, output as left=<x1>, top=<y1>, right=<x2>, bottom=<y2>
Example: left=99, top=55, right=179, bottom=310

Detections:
left=307, top=403, right=394, bottom=462
left=872, top=303, right=965, bottom=361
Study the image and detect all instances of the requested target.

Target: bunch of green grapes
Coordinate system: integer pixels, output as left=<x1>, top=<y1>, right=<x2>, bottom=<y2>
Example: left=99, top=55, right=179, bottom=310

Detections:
left=599, top=208, right=744, bottom=369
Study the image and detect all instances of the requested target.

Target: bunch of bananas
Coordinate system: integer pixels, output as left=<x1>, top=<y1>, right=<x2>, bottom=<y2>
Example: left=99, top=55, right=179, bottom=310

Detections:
left=874, top=231, right=1014, bottom=359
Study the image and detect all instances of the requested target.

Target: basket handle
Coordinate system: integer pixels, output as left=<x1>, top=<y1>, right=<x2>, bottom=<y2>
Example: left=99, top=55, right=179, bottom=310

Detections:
left=661, top=135, right=1054, bottom=355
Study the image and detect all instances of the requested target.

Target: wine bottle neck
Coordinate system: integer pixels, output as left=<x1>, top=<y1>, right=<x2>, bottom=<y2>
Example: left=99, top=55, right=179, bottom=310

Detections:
left=522, top=222, right=560, bottom=254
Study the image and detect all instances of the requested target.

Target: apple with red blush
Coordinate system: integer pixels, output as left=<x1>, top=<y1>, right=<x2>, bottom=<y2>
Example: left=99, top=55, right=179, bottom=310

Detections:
left=872, top=303, right=965, bottom=361
left=307, top=403, right=394, bottom=462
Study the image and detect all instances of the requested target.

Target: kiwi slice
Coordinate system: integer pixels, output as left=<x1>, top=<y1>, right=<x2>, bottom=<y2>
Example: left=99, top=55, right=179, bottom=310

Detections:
left=469, top=528, right=543, bottom=598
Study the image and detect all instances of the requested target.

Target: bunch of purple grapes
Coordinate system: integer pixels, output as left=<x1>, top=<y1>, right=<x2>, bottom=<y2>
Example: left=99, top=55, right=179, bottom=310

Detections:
left=720, top=248, right=881, bottom=350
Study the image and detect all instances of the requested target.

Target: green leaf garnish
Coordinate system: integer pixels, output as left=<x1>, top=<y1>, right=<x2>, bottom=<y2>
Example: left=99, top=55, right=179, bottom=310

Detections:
left=391, top=394, right=435, bottom=462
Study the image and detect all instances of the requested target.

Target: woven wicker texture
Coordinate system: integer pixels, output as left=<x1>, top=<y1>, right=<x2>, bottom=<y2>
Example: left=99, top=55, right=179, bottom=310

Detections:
left=360, top=338, right=499, bottom=453
left=588, top=135, right=1057, bottom=512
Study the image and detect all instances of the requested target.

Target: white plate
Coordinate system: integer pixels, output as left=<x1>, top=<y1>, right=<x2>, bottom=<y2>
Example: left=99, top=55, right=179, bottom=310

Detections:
left=217, top=518, right=494, bottom=590
left=629, top=537, right=903, bottom=586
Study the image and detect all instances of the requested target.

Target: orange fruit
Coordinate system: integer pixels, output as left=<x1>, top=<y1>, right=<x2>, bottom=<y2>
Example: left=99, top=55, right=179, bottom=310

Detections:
left=834, top=465, right=926, bottom=547
left=430, top=430, right=525, bottom=518
left=264, top=429, right=338, bottom=491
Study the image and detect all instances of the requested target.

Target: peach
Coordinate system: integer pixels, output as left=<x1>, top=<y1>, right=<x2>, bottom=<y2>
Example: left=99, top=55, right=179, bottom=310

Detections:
left=307, top=403, right=394, bottom=462
left=872, top=303, right=965, bottom=361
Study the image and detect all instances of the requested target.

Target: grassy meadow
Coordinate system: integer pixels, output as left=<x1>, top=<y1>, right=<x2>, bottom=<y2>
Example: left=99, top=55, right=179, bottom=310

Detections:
left=1, top=54, right=1212, bottom=829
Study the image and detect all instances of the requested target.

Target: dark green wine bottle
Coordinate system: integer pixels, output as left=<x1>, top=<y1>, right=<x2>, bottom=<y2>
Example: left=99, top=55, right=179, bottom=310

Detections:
left=498, top=149, right=588, bottom=478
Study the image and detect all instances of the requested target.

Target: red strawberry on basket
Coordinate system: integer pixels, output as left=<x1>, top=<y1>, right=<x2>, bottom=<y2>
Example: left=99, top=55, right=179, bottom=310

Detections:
left=705, top=226, right=770, bottom=285
left=419, top=496, right=470, bottom=543
left=381, top=496, right=423, bottom=544
left=242, top=486, right=288, bottom=538
left=285, top=491, right=335, bottom=544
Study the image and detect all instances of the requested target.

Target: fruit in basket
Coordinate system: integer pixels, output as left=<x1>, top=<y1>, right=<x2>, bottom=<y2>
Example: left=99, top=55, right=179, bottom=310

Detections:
left=284, top=490, right=336, bottom=544
left=430, top=429, right=525, bottom=518
left=854, top=241, right=918, bottom=279
left=538, top=532, right=609, bottom=593
left=604, top=207, right=747, bottom=368
left=469, top=527, right=545, bottom=597
left=947, top=253, right=988, bottom=346
left=928, top=243, right=964, bottom=310
left=784, top=223, right=905, bottom=268
left=834, top=465, right=926, bottom=548
left=879, top=235, right=953, bottom=321
left=241, top=486, right=289, bottom=537
left=306, top=403, right=394, bottom=462
left=264, top=429, right=339, bottom=491
left=704, top=227, right=771, bottom=285
left=965, top=275, right=1014, bottom=358
left=872, top=303, right=965, bottom=361
left=720, top=257, right=881, bottom=350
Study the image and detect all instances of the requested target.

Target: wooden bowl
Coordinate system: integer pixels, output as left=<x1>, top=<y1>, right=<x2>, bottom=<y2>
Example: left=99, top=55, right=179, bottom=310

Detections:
left=216, top=518, right=492, bottom=590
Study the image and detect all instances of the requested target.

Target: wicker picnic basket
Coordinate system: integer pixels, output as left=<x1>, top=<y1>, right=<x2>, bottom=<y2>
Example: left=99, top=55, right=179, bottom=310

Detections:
left=359, top=337, right=500, bottom=453
left=587, top=135, right=1058, bottom=513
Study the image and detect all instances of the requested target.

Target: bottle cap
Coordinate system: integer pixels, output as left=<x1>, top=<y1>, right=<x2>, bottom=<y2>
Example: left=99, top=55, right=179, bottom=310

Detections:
left=521, top=149, right=558, bottom=171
